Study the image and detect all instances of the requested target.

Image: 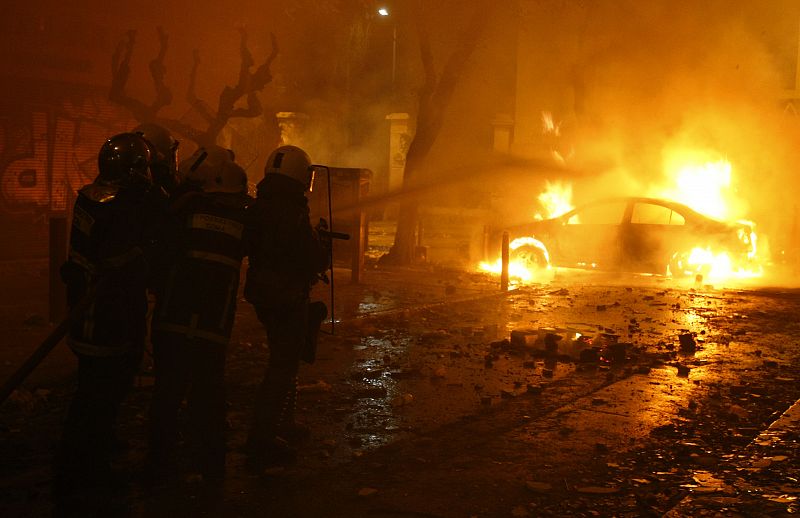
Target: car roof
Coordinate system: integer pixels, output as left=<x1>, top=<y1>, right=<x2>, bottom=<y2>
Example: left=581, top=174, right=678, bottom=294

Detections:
left=562, top=196, right=717, bottom=223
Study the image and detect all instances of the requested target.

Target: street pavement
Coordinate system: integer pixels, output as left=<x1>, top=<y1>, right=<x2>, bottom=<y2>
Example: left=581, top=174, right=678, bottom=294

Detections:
left=1, top=264, right=799, bottom=516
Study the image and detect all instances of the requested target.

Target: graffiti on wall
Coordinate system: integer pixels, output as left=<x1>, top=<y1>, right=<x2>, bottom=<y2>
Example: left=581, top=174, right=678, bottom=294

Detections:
left=0, top=94, right=132, bottom=215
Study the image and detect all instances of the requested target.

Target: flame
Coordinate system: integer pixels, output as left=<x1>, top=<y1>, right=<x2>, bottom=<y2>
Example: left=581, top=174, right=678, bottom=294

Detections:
left=542, top=112, right=559, bottom=136
left=674, top=244, right=763, bottom=280
left=653, top=151, right=764, bottom=280
left=479, top=237, right=551, bottom=282
left=656, top=153, right=734, bottom=220
left=480, top=148, right=766, bottom=284
left=535, top=180, right=575, bottom=221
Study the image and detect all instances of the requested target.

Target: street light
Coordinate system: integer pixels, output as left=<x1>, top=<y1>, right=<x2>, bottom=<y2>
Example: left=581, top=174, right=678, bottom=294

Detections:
left=377, top=6, right=397, bottom=95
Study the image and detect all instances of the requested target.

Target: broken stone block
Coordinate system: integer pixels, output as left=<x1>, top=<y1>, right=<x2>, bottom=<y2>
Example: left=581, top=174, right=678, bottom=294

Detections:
left=544, top=333, right=562, bottom=355
left=579, top=348, right=600, bottom=363
left=525, top=480, right=552, bottom=493
left=606, top=342, right=628, bottom=363
left=576, top=486, right=620, bottom=494
left=431, top=366, right=447, bottom=378
left=527, top=384, right=543, bottom=395
left=679, top=333, right=696, bottom=353
left=594, top=443, right=609, bottom=453
left=510, top=330, right=537, bottom=348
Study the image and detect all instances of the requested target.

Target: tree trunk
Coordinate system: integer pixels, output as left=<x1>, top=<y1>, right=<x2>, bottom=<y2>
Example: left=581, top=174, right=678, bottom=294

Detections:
left=384, top=1, right=493, bottom=265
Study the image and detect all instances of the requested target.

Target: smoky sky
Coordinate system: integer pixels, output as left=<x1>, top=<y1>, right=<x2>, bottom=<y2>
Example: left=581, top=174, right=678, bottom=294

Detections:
left=3, top=0, right=800, bottom=272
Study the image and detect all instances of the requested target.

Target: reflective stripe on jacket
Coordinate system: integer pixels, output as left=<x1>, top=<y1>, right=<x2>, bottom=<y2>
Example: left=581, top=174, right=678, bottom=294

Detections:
left=152, top=191, right=252, bottom=345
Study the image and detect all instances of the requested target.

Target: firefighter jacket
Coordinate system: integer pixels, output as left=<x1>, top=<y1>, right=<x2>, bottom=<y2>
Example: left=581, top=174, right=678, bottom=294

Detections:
left=244, top=173, right=329, bottom=309
left=62, top=183, right=166, bottom=357
left=152, top=190, right=252, bottom=347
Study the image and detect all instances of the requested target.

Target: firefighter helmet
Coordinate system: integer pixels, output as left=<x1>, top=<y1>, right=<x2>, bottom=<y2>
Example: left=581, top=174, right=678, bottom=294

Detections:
left=179, top=145, right=243, bottom=193
left=132, top=123, right=177, bottom=159
left=96, top=132, right=153, bottom=188
left=264, top=145, right=315, bottom=191
left=206, top=161, right=248, bottom=194
left=133, top=122, right=179, bottom=189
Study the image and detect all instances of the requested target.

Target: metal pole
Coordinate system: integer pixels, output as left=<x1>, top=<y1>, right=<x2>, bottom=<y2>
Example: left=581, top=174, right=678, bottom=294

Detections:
left=326, top=167, right=336, bottom=334
left=391, top=24, right=397, bottom=96
left=501, top=231, right=509, bottom=292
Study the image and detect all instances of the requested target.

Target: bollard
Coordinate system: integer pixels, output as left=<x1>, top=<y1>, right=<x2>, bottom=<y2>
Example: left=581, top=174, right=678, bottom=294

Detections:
left=501, top=231, right=509, bottom=291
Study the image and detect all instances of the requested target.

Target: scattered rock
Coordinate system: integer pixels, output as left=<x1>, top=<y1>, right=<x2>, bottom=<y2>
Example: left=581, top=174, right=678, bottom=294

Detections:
left=525, top=480, right=552, bottom=493
left=527, top=384, right=543, bottom=395
left=679, top=333, right=697, bottom=353
left=358, top=487, right=378, bottom=497
left=576, top=486, right=620, bottom=494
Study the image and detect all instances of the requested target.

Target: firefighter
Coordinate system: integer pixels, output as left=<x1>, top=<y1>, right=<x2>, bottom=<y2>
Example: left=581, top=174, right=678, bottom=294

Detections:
left=147, top=145, right=251, bottom=482
left=243, top=145, right=329, bottom=469
left=132, top=122, right=180, bottom=195
left=54, top=132, right=165, bottom=508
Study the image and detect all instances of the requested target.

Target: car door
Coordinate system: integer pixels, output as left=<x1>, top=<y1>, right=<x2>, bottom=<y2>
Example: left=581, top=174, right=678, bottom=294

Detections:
left=623, top=201, right=687, bottom=273
left=556, top=200, right=628, bottom=269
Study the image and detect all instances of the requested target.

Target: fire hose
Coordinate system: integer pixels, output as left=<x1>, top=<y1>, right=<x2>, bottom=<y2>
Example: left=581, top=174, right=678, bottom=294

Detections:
left=0, top=282, right=100, bottom=406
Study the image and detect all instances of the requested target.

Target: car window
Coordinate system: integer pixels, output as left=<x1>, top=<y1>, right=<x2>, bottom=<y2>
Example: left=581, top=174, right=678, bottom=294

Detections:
left=631, top=203, right=685, bottom=225
left=568, top=201, right=627, bottom=225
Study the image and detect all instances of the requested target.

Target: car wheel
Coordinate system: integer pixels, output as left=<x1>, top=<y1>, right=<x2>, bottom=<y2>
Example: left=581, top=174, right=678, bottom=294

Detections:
left=513, top=244, right=549, bottom=270
left=668, top=251, right=710, bottom=278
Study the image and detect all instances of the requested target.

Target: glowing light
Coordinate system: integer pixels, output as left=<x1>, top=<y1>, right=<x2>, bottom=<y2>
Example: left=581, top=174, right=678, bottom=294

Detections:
left=654, top=151, right=764, bottom=281
left=679, top=246, right=763, bottom=280
left=377, top=7, right=389, bottom=16
left=479, top=237, right=551, bottom=282
left=656, top=152, right=735, bottom=220
left=542, top=112, right=559, bottom=136
left=535, top=181, right=574, bottom=221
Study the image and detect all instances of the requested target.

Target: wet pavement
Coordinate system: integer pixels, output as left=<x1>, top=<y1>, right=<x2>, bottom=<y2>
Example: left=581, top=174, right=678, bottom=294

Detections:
left=1, top=264, right=800, bottom=516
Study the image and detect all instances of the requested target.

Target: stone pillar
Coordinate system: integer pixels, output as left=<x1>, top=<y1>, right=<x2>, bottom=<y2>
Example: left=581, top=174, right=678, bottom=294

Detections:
left=385, top=113, right=410, bottom=192
left=492, top=113, right=514, bottom=153
left=276, top=111, right=309, bottom=147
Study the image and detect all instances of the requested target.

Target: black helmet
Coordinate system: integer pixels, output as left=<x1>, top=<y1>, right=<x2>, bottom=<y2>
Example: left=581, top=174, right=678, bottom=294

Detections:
left=132, top=123, right=176, bottom=158
left=97, top=133, right=153, bottom=188
left=132, top=122, right=179, bottom=191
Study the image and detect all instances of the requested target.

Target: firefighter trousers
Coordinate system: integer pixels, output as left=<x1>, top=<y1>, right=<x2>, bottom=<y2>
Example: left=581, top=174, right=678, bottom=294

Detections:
left=247, top=300, right=307, bottom=450
left=54, top=350, right=142, bottom=499
left=149, top=334, right=227, bottom=478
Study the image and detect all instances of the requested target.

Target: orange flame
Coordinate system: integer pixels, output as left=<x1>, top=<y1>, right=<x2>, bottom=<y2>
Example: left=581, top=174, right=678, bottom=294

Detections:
left=479, top=237, right=551, bottom=282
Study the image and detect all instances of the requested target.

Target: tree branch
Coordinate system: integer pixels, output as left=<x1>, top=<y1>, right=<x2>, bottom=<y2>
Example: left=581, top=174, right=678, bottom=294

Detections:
left=110, top=27, right=279, bottom=147
left=148, top=27, right=173, bottom=113
left=199, top=30, right=279, bottom=143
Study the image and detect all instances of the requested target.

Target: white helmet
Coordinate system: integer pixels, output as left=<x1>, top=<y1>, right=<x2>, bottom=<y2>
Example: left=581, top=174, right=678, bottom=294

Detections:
left=207, top=161, right=248, bottom=194
left=179, top=145, right=243, bottom=193
left=264, top=145, right=315, bottom=191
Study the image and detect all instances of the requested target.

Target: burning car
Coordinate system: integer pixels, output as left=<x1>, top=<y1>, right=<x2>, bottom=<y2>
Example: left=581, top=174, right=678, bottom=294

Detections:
left=507, top=196, right=756, bottom=277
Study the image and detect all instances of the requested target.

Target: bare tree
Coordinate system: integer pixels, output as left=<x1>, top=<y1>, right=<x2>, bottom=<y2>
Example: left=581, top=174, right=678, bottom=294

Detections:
left=109, top=27, right=278, bottom=146
left=383, top=0, right=494, bottom=265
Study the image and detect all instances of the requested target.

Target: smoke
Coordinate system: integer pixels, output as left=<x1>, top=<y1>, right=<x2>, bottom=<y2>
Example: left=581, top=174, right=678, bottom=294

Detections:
left=473, top=0, right=800, bottom=284
left=9, top=0, right=799, bottom=277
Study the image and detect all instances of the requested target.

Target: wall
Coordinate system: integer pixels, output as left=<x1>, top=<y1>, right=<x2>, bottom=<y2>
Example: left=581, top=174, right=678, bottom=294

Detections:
left=0, top=78, right=133, bottom=259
